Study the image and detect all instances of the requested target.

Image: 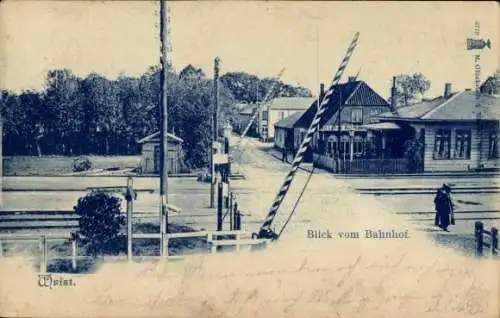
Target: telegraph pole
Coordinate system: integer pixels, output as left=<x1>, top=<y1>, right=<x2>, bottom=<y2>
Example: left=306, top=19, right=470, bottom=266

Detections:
left=210, top=57, right=220, bottom=208
left=0, top=111, right=2, bottom=209
left=159, top=0, right=169, bottom=255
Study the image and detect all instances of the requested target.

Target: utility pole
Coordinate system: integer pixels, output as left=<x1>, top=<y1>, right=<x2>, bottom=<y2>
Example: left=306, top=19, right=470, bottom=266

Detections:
left=210, top=57, right=220, bottom=208
left=159, top=0, right=169, bottom=256
left=0, top=111, right=2, bottom=209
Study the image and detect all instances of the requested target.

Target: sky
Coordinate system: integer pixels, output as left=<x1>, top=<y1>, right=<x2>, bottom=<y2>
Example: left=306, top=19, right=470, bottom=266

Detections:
left=0, top=1, right=498, bottom=99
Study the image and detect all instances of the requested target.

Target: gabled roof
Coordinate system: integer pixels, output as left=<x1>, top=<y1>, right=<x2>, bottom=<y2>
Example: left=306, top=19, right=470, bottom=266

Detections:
left=268, top=97, right=316, bottom=110
left=377, top=90, right=500, bottom=121
left=275, top=111, right=305, bottom=129
left=295, top=80, right=390, bottom=128
left=137, top=132, right=183, bottom=144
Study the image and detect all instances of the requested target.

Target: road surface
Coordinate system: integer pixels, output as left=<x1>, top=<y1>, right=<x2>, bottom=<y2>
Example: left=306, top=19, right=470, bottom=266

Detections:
left=1, top=135, right=499, bottom=318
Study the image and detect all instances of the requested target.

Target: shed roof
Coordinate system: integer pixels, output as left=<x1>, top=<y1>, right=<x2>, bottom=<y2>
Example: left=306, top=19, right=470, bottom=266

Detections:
left=238, top=103, right=256, bottom=115
left=275, top=111, right=305, bottom=129
left=137, top=132, right=183, bottom=144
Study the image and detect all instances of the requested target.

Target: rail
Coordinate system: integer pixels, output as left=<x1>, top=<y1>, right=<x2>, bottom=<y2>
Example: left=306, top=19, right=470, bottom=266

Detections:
left=0, top=231, right=270, bottom=273
left=474, top=221, right=498, bottom=257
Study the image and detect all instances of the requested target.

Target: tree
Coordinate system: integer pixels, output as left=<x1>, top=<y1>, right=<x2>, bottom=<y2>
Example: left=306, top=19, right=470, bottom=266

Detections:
left=71, top=191, right=126, bottom=257
left=179, top=64, right=206, bottom=83
left=403, top=129, right=425, bottom=173
left=1, top=65, right=310, bottom=166
left=42, top=69, right=82, bottom=155
left=392, top=73, right=431, bottom=107
left=220, top=72, right=312, bottom=103
left=480, top=69, right=500, bottom=95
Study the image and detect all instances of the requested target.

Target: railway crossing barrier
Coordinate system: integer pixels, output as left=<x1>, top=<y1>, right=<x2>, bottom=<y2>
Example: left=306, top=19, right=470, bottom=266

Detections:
left=474, top=221, right=498, bottom=257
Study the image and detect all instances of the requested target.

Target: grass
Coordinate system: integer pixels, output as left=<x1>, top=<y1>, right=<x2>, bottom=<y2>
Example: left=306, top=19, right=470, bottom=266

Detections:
left=3, top=155, right=142, bottom=176
left=0, top=222, right=210, bottom=274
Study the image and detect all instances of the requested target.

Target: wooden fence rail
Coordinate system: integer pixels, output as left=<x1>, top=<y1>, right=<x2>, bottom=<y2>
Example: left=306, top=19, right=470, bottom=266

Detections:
left=0, top=231, right=270, bottom=273
left=313, top=154, right=411, bottom=174
left=474, top=221, right=498, bottom=257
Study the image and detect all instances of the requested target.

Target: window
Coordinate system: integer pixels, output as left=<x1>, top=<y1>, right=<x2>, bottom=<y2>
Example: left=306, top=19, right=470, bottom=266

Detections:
left=489, top=131, right=498, bottom=158
left=353, top=135, right=364, bottom=157
left=262, top=111, right=268, bottom=121
left=299, top=130, right=307, bottom=143
left=369, top=108, right=381, bottom=123
left=312, top=131, right=319, bottom=148
left=327, top=135, right=338, bottom=157
left=340, top=135, right=350, bottom=156
left=434, top=129, right=451, bottom=159
left=351, top=108, right=363, bottom=124
left=455, top=130, right=471, bottom=159
left=279, top=111, right=285, bottom=120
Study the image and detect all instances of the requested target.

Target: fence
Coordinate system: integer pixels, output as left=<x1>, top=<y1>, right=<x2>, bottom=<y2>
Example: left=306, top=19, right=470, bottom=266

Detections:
left=474, top=221, right=498, bottom=257
left=0, top=231, right=270, bottom=273
left=313, top=153, right=410, bottom=174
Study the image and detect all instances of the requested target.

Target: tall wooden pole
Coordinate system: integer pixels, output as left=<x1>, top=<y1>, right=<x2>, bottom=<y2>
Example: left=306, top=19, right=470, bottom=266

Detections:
left=126, top=177, right=133, bottom=261
left=210, top=57, right=220, bottom=208
left=0, top=113, right=2, bottom=209
left=159, top=0, right=169, bottom=256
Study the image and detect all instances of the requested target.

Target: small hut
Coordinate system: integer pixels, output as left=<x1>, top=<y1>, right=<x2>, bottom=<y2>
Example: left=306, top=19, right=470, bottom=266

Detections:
left=137, top=132, right=184, bottom=174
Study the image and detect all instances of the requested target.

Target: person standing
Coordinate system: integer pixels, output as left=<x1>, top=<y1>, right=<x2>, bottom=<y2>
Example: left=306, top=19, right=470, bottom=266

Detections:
left=434, top=184, right=454, bottom=231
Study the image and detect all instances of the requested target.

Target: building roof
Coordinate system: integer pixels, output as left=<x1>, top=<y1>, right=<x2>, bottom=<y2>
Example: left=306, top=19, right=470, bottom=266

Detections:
left=238, top=103, right=256, bottom=115
left=362, top=122, right=402, bottom=130
left=298, top=80, right=390, bottom=129
left=377, top=90, right=500, bottom=121
left=137, top=132, right=183, bottom=144
left=268, top=97, right=316, bottom=110
left=275, top=111, right=305, bottom=129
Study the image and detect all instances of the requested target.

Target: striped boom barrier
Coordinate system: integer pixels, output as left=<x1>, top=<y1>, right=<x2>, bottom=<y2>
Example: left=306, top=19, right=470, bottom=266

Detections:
left=240, top=68, right=286, bottom=139
left=253, top=32, right=360, bottom=240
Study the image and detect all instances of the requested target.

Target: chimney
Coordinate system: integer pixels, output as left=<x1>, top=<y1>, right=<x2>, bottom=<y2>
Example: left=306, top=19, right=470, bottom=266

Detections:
left=320, top=83, right=325, bottom=99
left=348, top=76, right=356, bottom=82
left=444, top=83, right=452, bottom=98
left=390, top=76, right=397, bottom=112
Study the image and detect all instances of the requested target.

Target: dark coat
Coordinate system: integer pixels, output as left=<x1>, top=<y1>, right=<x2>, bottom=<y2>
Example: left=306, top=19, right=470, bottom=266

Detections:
left=434, top=189, right=453, bottom=228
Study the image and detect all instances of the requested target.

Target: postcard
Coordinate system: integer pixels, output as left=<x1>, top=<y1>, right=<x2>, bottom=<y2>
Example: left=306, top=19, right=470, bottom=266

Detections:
left=0, top=1, right=498, bottom=317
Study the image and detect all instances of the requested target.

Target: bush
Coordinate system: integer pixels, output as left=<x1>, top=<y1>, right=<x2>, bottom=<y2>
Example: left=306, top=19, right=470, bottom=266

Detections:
left=196, top=169, right=212, bottom=183
left=404, top=132, right=424, bottom=173
left=71, top=191, right=126, bottom=257
left=72, top=156, right=93, bottom=172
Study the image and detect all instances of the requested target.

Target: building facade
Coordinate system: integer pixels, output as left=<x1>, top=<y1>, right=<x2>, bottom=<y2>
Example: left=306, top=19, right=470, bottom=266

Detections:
left=259, top=97, right=315, bottom=142
left=137, top=132, right=184, bottom=174
left=374, top=87, right=500, bottom=172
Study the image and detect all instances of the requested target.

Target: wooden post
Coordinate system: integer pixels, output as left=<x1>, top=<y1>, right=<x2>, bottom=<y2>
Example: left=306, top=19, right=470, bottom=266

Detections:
left=164, top=235, right=169, bottom=258
left=210, top=57, right=221, bottom=208
left=71, top=239, right=77, bottom=271
left=235, top=210, right=241, bottom=231
left=126, top=177, right=133, bottom=261
left=229, top=193, right=233, bottom=231
left=491, top=227, right=498, bottom=256
left=217, top=182, right=223, bottom=231
left=475, top=221, right=484, bottom=256
left=224, top=137, right=230, bottom=209
left=159, top=0, right=169, bottom=257
left=211, top=233, right=217, bottom=254
left=233, top=202, right=238, bottom=231
left=39, top=236, right=47, bottom=273
left=236, top=232, right=241, bottom=252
